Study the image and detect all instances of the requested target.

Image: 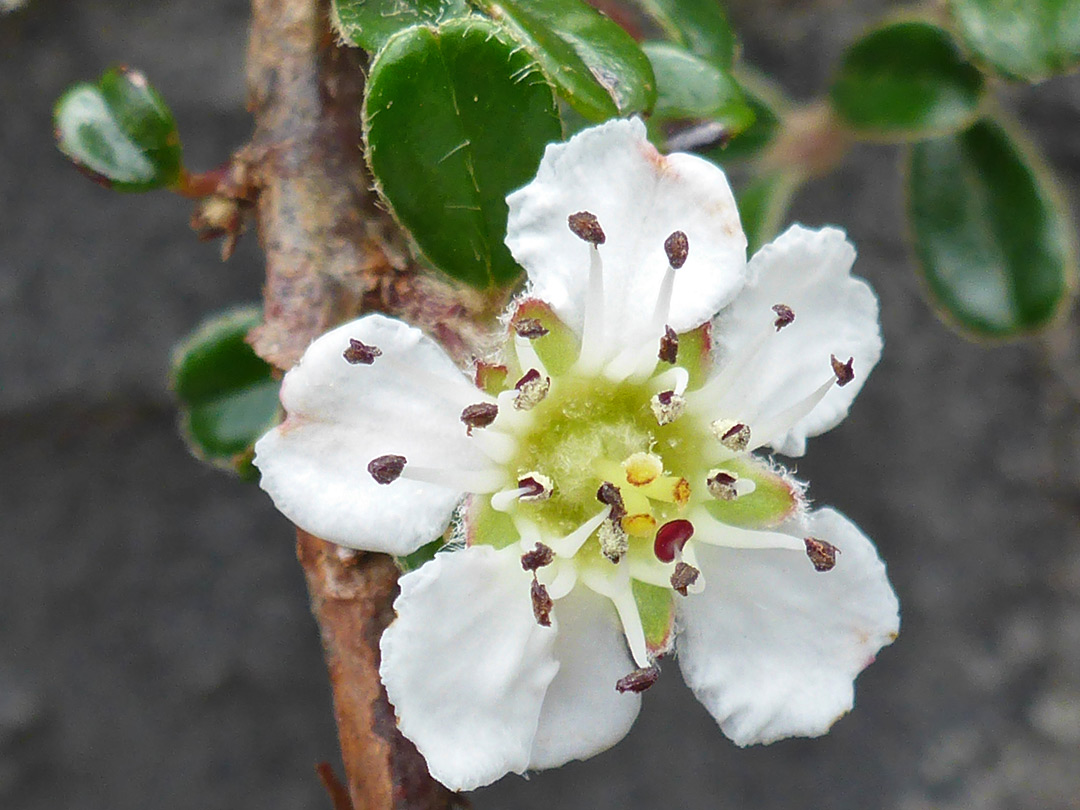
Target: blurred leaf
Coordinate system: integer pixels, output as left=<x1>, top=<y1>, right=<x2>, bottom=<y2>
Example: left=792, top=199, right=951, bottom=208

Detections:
left=631, top=0, right=737, bottom=68
left=702, top=86, right=779, bottom=162
left=332, top=0, right=470, bottom=51
left=397, top=539, right=446, bottom=572
left=171, top=306, right=281, bottom=479
left=363, top=19, right=561, bottom=289
left=830, top=20, right=985, bottom=139
left=906, top=118, right=1074, bottom=337
left=950, top=0, right=1080, bottom=81
left=736, top=172, right=799, bottom=253
left=642, top=41, right=753, bottom=132
left=54, top=66, right=183, bottom=192
left=475, top=0, right=656, bottom=121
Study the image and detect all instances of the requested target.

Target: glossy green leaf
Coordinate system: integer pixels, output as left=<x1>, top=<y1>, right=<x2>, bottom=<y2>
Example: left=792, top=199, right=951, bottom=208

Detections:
left=736, top=172, right=800, bottom=253
left=709, top=89, right=780, bottom=162
left=475, top=0, right=656, bottom=121
left=830, top=20, right=985, bottom=138
left=631, top=580, right=675, bottom=654
left=950, top=0, right=1080, bottom=81
left=703, top=458, right=802, bottom=530
left=332, top=0, right=469, bottom=52
left=397, top=539, right=447, bottom=572
left=363, top=19, right=561, bottom=289
left=54, top=66, right=183, bottom=192
left=171, top=306, right=281, bottom=478
left=906, top=118, right=1074, bottom=336
left=642, top=41, right=753, bottom=131
left=632, top=0, right=736, bottom=68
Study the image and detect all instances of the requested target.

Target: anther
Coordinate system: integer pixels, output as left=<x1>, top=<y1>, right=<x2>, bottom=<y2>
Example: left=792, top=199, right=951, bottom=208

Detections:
left=368, top=454, right=406, bottom=484
left=598, top=519, right=629, bottom=563
left=521, top=542, right=555, bottom=572
left=615, top=663, right=661, bottom=694
left=568, top=211, right=606, bottom=245
left=343, top=338, right=382, bottom=365
left=831, top=355, right=855, bottom=387
left=514, top=318, right=549, bottom=339
left=670, top=561, right=700, bottom=596
left=658, top=325, right=679, bottom=364
left=772, top=304, right=795, bottom=331
left=650, top=389, right=686, bottom=425
left=596, top=482, right=627, bottom=521
left=706, top=469, right=739, bottom=501
left=531, top=578, right=554, bottom=626
left=513, top=368, right=551, bottom=410
left=804, top=537, right=839, bottom=572
left=654, top=519, right=695, bottom=563
left=664, top=231, right=689, bottom=269
left=712, top=419, right=751, bottom=452
left=460, top=402, right=498, bottom=434
left=517, top=472, right=553, bottom=502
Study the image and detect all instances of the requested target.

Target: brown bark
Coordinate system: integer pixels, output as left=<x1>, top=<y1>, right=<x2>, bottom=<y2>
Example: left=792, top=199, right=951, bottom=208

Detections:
left=241, top=1, right=492, bottom=808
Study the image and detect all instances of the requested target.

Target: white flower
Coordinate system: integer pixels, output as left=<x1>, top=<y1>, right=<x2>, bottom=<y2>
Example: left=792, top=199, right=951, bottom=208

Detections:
left=254, top=119, right=900, bottom=792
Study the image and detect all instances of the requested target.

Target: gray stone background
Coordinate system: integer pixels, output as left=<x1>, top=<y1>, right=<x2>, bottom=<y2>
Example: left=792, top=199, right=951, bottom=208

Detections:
left=3, top=0, right=1080, bottom=808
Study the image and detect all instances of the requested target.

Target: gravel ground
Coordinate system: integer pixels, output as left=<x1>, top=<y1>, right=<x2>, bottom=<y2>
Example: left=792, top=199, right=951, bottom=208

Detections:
left=3, top=1, right=1080, bottom=809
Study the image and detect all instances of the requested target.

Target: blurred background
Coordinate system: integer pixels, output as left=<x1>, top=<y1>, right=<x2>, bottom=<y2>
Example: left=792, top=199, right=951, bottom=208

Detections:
left=3, top=0, right=1080, bottom=808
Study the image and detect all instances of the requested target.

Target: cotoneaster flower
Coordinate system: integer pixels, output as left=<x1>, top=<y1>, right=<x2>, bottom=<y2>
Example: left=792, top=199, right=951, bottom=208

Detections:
left=254, top=119, right=900, bottom=792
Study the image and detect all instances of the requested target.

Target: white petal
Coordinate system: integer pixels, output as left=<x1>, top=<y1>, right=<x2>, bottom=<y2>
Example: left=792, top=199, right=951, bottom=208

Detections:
left=254, top=314, right=495, bottom=555
left=380, top=546, right=559, bottom=791
left=506, top=119, right=747, bottom=354
left=711, top=225, right=881, bottom=456
left=528, top=585, right=642, bottom=770
left=676, top=507, right=899, bottom=747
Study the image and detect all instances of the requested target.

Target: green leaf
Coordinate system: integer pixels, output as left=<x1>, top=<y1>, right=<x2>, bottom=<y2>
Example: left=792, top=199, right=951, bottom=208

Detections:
left=906, top=118, right=1075, bottom=337
left=632, top=0, right=736, bottom=68
left=397, top=538, right=447, bottom=572
left=332, top=0, right=470, bottom=52
left=171, top=306, right=281, bottom=478
left=710, top=88, right=780, bottom=162
left=703, top=458, right=802, bottom=530
left=736, top=172, right=800, bottom=253
left=642, top=41, right=753, bottom=131
left=54, top=66, right=183, bottom=192
left=363, top=19, right=562, bottom=289
left=830, top=20, right=985, bottom=138
left=475, top=0, right=656, bottom=121
left=631, top=580, right=675, bottom=654
left=950, top=0, right=1080, bottom=81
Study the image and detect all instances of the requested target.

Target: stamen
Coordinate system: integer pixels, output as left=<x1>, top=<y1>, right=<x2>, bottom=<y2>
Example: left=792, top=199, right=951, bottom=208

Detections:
left=469, top=429, right=517, bottom=464
left=368, top=454, right=406, bottom=484
left=670, top=561, right=700, bottom=596
left=514, top=318, right=549, bottom=339
left=517, top=472, right=553, bottom=502
left=664, top=230, right=689, bottom=269
left=654, top=519, right=695, bottom=563
left=650, top=390, right=686, bottom=425
left=343, top=338, right=381, bottom=365
left=513, top=368, right=551, bottom=410
left=513, top=335, right=548, bottom=379
left=639, top=475, right=691, bottom=506
left=596, top=482, right=627, bottom=521
left=804, top=537, right=839, bottom=572
left=772, top=304, right=795, bottom=331
left=831, top=354, right=855, bottom=387
left=567, top=211, right=606, bottom=244
left=706, top=469, right=739, bottom=501
left=711, top=419, right=751, bottom=452
left=615, top=664, right=661, bottom=694
left=544, top=561, right=578, bottom=600
left=460, top=402, right=498, bottom=434
left=748, top=375, right=835, bottom=452
left=400, top=464, right=507, bottom=493
left=547, top=507, right=611, bottom=558
left=651, top=366, right=689, bottom=396
left=658, top=325, right=679, bottom=364
left=521, top=542, right=555, bottom=572
left=531, top=578, right=554, bottom=626
left=490, top=486, right=533, bottom=512
left=623, top=452, right=663, bottom=486
left=598, top=518, right=629, bottom=562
